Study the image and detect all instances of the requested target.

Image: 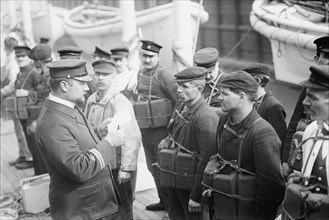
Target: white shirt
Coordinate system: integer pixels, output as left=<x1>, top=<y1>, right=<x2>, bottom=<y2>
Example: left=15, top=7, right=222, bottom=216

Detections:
left=48, top=93, right=75, bottom=109
left=1, top=52, right=19, bottom=96
left=113, top=68, right=137, bottom=92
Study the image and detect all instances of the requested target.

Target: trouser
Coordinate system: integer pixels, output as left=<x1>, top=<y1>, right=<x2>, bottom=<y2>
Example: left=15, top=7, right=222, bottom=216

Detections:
left=141, top=127, right=170, bottom=209
left=130, top=169, right=137, bottom=200
left=13, top=118, right=32, bottom=159
left=112, top=169, right=133, bottom=220
left=167, top=188, right=202, bottom=220
left=20, top=119, right=47, bottom=175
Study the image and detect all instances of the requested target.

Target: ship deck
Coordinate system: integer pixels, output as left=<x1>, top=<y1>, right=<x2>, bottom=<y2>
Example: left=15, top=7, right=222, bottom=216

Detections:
left=0, top=118, right=167, bottom=220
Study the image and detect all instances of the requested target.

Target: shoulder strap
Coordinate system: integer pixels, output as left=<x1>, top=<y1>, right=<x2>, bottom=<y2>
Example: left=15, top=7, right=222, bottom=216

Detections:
left=20, top=69, right=34, bottom=89
left=301, top=129, right=329, bottom=175
left=207, top=72, right=222, bottom=105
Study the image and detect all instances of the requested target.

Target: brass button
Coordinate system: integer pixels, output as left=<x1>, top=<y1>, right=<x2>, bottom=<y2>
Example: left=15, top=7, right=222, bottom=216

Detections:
left=318, top=177, right=322, bottom=181
left=319, top=166, right=323, bottom=171
left=315, top=187, right=320, bottom=192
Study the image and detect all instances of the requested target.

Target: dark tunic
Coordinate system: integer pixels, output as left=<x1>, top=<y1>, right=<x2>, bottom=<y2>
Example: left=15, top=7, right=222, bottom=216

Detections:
left=257, top=91, right=287, bottom=158
left=217, top=109, right=285, bottom=219
left=168, top=98, right=219, bottom=202
left=136, top=64, right=178, bottom=207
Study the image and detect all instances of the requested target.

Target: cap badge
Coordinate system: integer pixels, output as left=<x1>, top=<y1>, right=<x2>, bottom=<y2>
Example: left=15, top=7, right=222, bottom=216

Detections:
left=147, top=45, right=151, bottom=49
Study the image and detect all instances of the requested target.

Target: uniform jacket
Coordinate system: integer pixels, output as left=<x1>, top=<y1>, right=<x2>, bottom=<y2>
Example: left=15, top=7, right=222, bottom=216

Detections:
left=217, top=109, right=285, bottom=219
left=14, top=64, right=39, bottom=94
left=35, top=98, right=120, bottom=220
left=167, top=98, right=218, bottom=202
left=136, top=64, right=177, bottom=106
left=257, top=91, right=287, bottom=157
left=85, top=89, right=141, bottom=171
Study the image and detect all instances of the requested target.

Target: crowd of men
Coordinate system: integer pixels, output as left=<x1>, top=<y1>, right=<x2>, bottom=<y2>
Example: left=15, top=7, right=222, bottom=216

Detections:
left=0, top=34, right=328, bottom=220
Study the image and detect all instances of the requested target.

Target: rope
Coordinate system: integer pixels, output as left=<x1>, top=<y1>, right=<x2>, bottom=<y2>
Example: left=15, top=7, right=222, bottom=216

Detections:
left=218, top=27, right=253, bottom=65
left=201, top=181, right=255, bottom=202
left=152, top=162, right=195, bottom=177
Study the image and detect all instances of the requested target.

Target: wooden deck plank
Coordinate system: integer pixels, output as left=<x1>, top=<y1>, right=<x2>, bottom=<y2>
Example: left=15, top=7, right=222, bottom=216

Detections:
left=1, top=118, right=167, bottom=220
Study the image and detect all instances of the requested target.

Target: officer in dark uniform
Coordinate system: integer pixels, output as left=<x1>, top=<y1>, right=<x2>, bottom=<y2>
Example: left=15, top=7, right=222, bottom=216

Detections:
left=283, top=65, right=329, bottom=220
left=193, top=47, right=225, bottom=117
left=93, top=46, right=112, bottom=61
left=136, top=40, right=178, bottom=211
left=282, top=36, right=329, bottom=177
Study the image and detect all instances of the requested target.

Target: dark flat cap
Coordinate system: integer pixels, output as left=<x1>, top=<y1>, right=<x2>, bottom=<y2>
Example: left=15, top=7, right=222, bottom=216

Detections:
left=58, top=46, right=82, bottom=59
left=243, top=63, right=270, bottom=77
left=175, top=67, right=207, bottom=82
left=28, top=44, right=52, bottom=61
left=92, top=59, right=116, bottom=74
left=47, top=59, right=92, bottom=81
left=110, top=47, right=129, bottom=58
left=93, top=46, right=111, bottom=59
left=14, top=46, right=31, bottom=55
left=194, top=47, right=219, bottom=71
left=301, top=65, right=329, bottom=90
left=313, top=36, right=329, bottom=53
left=219, top=70, right=258, bottom=93
left=140, top=40, right=162, bottom=53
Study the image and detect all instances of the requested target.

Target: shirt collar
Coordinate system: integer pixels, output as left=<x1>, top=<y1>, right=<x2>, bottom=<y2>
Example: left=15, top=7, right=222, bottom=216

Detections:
left=49, top=93, right=76, bottom=109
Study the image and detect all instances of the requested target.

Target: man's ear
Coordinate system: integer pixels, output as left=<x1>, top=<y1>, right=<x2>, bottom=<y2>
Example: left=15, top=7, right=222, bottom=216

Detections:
left=197, top=86, right=204, bottom=93
left=60, top=81, right=69, bottom=92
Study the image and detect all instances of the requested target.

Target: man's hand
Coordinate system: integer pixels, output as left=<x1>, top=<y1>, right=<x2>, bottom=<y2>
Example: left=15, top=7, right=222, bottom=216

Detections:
left=188, top=199, right=202, bottom=213
left=104, top=127, right=124, bottom=147
left=305, top=193, right=328, bottom=210
left=282, top=162, right=292, bottom=180
left=16, top=89, right=29, bottom=97
left=118, top=170, right=131, bottom=184
left=287, top=172, right=303, bottom=186
left=98, top=118, right=113, bottom=138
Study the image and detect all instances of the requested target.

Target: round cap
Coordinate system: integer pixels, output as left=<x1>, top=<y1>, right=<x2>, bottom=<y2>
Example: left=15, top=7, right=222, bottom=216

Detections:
left=219, top=71, right=258, bottom=93
left=14, top=46, right=31, bottom=56
left=243, top=63, right=270, bottom=78
left=93, top=46, right=111, bottom=59
left=92, top=59, right=116, bottom=74
left=110, top=47, right=129, bottom=58
left=28, top=44, right=52, bottom=61
left=140, top=40, right=162, bottom=53
left=47, top=59, right=92, bottom=81
left=174, top=67, right=207, bottom=82
left=194, top=47, right=219, bottom=71
left=57, top=46, right=82, bottom=59
left=313, top=36, right=329, bottom=53
left=301, top=65, right=329, bottom=90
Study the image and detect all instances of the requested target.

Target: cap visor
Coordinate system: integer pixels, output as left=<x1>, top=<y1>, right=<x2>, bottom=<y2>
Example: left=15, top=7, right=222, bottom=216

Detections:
left=300, top=80, right=327, bottom=90
left=140, top=49, right=157, bottom=55
left=111, top=54, right=126, bottom=59
left=206, top=65, right=216, bottom=73
left=74, top=75, right=93, bottom=82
